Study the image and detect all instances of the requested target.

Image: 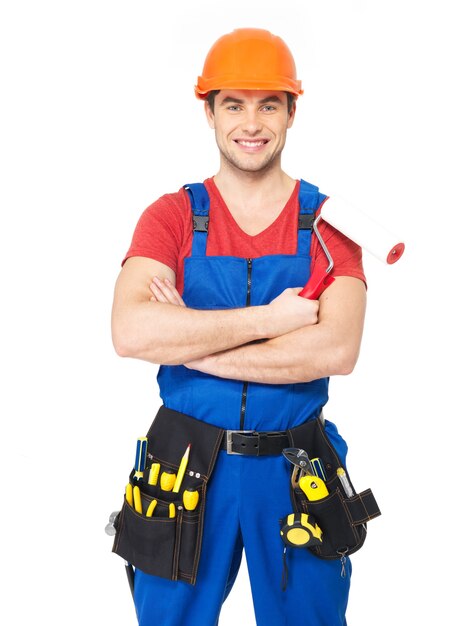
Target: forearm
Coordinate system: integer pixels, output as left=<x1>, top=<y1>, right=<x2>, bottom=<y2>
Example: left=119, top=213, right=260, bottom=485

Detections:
left=112, top=301, right=276, bottom=365
left=186, top=324, right=355, bottom=384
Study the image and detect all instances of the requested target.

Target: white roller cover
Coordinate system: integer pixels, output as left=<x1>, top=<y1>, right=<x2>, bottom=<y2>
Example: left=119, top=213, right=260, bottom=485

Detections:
left=321, top=196, right=405, bottom=264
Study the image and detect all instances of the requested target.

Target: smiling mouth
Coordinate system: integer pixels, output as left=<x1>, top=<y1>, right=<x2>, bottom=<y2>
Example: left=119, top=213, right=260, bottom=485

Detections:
left=234, top=139, right=269, bottom=149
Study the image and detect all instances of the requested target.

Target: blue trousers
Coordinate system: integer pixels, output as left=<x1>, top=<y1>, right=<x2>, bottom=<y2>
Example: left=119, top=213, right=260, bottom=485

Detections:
left=133, top=447, right=351, bottom=625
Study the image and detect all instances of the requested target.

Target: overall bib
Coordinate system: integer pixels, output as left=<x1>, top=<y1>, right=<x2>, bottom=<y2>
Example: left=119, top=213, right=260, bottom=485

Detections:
left=133, top=180, right=352, bottom=626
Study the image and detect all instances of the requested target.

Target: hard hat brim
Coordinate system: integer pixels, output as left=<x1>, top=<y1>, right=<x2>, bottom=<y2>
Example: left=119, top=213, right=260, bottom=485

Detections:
left=195, top=77, right=303, bottom=100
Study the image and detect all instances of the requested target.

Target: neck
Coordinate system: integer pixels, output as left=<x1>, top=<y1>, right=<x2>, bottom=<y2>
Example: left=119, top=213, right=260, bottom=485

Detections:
left=214, top=161, right=295, bottom=209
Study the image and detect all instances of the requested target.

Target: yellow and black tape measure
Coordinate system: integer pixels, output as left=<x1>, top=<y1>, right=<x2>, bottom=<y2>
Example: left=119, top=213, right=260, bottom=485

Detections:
left=280, top=513, right=323, bottom=548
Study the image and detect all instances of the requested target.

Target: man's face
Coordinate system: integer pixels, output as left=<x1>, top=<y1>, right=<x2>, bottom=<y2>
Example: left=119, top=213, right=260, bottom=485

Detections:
left=205, top=90, right=296, bottom=174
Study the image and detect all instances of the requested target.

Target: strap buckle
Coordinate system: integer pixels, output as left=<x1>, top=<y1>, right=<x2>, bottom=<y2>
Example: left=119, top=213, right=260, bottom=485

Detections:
left=192, top=215, right=209, bottom=232
left=226, top=430, right=257, bottom=455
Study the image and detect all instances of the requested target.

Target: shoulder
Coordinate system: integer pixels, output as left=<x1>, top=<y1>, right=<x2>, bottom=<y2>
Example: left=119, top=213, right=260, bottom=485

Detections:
left=123, top=186, right=195, bottom=269
left=139, top=187, right=191, bottom=225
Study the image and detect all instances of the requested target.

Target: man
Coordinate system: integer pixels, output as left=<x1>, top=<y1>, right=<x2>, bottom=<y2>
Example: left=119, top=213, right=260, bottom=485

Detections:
left=112, top=28, right=366, bottom=626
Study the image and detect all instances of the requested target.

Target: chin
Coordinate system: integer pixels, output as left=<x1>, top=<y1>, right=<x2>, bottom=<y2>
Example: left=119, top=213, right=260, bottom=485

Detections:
left=227, top=153, right=279, bottom=174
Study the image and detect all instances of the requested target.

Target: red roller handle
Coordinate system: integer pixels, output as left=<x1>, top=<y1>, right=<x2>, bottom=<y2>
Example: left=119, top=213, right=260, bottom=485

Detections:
left=299, top=274, right=335, bottom=300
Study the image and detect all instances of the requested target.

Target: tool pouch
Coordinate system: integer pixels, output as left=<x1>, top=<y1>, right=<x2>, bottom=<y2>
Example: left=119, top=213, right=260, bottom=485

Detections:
left=112, top=406, right=224, bottom=585
left=286, top=417, right=381, bottom=560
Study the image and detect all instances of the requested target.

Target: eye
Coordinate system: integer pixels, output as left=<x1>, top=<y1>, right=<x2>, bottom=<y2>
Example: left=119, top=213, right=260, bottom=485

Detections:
left=261, top=105, right=277, bottom=112
left=227, top=105, right=242, bottom=111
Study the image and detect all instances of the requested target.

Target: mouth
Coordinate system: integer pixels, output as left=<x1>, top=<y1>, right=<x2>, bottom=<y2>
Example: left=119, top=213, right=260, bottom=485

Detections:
left=233, top=138, right=269, bottom=152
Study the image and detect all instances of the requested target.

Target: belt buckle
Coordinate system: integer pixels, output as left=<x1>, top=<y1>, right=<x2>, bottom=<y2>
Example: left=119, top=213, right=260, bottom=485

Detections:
left=226, top=430, right=256, bottom=455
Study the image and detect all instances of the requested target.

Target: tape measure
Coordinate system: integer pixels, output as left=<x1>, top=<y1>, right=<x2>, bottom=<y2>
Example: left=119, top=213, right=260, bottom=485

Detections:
left=280, top=513, right=323, bottom=548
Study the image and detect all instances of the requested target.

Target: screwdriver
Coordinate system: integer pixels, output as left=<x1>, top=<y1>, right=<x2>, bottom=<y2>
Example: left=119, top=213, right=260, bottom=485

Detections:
left=160, top=471, right=176, bottom=491
left=337, top=468, right=354, bottom=497
left=183, top=488, right=199, bottom=511
left=133, top=437, right=148, bottom=481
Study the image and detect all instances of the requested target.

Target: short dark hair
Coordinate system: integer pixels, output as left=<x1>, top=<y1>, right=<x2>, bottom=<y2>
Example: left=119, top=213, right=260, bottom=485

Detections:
left=206, top=90, right=220, bottom=113
left=206, top=90, right=295, bottom=114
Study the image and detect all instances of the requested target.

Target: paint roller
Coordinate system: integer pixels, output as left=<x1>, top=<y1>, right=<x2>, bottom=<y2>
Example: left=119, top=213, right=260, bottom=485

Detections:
left=300, top=196, right=405, bottom=299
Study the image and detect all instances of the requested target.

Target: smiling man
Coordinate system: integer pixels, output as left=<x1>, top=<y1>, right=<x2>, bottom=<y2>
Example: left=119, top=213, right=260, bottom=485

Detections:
left=111, top=28, right=366, bottom=626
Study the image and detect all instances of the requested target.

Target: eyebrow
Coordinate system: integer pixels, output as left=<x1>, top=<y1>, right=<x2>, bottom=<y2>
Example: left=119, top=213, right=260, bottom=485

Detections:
left=220, top=95, right=284, bottom=105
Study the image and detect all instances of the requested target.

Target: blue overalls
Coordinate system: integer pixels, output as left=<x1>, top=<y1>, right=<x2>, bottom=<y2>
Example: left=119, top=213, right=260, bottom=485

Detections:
left=133, top=180, right=352, bottom=626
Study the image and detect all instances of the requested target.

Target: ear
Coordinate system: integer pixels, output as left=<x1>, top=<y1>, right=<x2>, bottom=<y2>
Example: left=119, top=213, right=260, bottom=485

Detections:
left=287, top=101, right=296, bottom=129
left=204, top=101, right=215, bottom=129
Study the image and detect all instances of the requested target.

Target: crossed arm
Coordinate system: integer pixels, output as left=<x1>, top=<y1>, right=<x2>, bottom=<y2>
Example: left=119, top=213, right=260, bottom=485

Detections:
left=111, top=256, right=366, bottom=384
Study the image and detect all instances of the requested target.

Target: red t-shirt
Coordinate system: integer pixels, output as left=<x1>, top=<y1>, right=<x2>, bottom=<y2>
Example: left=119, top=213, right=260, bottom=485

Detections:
left=123, top=178, right=366, bottom=295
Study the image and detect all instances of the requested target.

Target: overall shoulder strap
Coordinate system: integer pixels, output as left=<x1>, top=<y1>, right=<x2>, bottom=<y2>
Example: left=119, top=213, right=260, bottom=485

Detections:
left=297, top=179, right=327, bottom=255
left=184, top=183, right=210, bottom=256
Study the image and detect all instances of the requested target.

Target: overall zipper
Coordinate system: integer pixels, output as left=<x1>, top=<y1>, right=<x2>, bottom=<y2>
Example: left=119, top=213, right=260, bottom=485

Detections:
left=240, top=259, right=252, bottom=429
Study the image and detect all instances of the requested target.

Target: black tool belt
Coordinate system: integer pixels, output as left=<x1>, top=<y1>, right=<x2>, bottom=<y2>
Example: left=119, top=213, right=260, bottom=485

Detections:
left=112, top=407, right=380, bottom=586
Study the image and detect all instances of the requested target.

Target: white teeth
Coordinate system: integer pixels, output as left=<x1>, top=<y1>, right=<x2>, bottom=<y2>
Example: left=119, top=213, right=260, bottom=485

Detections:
left=238, top=140, right=265, bottom=147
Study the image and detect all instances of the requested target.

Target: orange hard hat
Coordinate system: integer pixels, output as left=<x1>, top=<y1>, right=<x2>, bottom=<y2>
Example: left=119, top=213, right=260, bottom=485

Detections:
left=195, top=28, right=303, bottom=100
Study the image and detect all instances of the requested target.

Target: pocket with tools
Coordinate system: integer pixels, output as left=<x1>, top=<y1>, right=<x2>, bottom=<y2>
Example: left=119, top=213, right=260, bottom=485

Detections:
left=280, top=417, right=382, bottom=562
left=107, top=407, right=224, bottom=586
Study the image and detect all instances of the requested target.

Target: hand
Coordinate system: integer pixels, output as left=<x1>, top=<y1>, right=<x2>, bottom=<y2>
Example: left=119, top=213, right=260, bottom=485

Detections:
left=149, top=277, right=186, bottom=306
left=268, top=287, right=319, bottom=336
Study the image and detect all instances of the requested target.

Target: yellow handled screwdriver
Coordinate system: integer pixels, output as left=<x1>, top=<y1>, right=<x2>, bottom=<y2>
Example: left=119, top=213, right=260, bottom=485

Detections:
left=160, top=471, right=176, bottom=491
left=183, top=489, right=200, bottom=511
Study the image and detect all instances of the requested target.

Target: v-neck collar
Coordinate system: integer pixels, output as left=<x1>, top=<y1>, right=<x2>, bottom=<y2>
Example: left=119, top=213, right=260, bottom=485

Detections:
left=205, top=177, right=300, bottom=240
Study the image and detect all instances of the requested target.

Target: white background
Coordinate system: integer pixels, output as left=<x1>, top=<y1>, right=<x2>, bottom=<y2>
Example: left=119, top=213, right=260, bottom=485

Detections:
left=1, top=1, right=470, bottom=624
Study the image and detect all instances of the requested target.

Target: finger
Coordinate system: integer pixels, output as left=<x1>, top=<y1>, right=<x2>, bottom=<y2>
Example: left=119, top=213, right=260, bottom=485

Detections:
left=149, top=280, right=169, bottom=303
left=151, top=277, right=175, bottom=300
left=152, top=276, right=182, bottom=306
left=150, top=277, right=184, bottom=306
left=158, top=278, right=183, bottom=306
left=163, top=278, right=186, bottom=306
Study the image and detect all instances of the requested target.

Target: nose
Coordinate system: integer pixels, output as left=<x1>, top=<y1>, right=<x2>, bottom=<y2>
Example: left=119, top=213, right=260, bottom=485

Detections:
left=241, top=108, right=263, bottom=135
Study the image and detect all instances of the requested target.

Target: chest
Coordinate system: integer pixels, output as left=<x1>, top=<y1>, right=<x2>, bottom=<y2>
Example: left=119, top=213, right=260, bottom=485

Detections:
left=202, top=202, right=301, bottom=258
left=174, top=179, right=325, bottom=296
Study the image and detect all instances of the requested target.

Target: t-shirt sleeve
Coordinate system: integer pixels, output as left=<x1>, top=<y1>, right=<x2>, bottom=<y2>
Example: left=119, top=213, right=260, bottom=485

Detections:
left=310, top=219, right=367, bottom=288
left=122, top=190, right=189, bottom=272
